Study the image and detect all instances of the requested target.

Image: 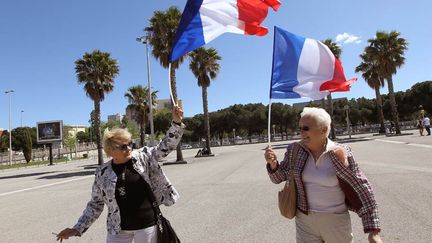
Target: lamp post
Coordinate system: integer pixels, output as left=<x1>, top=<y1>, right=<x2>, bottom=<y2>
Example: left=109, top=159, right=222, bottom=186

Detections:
left=20, top=110, right=24, bottom=127
left=344, top=105, right=351, bottom=139
left=5, top=90, right=14, bottom=165
left=233, top=128, right=236, bottom=145
left=136, top=34, right=155, bottom=146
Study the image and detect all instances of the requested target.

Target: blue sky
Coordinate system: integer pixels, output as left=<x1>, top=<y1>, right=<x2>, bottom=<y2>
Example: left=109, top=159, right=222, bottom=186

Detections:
left=1, top=0, right=431, bottom=130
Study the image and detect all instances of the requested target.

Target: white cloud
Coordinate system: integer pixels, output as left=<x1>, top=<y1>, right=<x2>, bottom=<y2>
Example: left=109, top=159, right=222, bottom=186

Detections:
left=335, top=33, right=361, bottom=44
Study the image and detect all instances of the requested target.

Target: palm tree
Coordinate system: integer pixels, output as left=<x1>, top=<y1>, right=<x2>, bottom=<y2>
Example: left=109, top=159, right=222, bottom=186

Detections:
left=124, top=85, right=158, bottom=147
left=75, top=50, right=119, bottom=165
left=322, top=39, right=342, bottom=139
left=189, top=47, right=222, bottom=155
left=355, top=53, right=386, bottom=133
left=145, top=6, right=187, bottom=162
left=366, top=31, right=408, bottom=134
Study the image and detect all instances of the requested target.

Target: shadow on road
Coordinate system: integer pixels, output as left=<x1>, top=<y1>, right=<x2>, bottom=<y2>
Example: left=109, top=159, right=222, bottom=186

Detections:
left=38, top=170, right=94, bottom=179
left=79, top=164, right=99, bottom=170
left=0, top=171, right=57, bottom=180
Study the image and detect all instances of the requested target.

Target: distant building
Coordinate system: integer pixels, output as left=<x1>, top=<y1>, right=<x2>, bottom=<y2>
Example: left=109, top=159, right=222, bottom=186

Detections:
left=67, top=125, right=87, bottom=137
left=293, top=97, right=348, bottom=110
left=108, top=113, right=123, bottom=123
left=155, top=99, right=183, bottom=111
left=125, top=98, right=183, bottom=129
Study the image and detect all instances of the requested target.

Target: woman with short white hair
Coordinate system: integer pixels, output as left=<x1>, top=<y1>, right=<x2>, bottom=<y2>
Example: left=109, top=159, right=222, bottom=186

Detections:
left=265, top=107, right=383, bottom=243
left=57, top=106, right=184, bottom=243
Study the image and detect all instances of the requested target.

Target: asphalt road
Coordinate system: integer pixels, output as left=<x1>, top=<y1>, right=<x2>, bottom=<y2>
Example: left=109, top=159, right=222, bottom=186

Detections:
left=0, top=132, right=431, bottom=243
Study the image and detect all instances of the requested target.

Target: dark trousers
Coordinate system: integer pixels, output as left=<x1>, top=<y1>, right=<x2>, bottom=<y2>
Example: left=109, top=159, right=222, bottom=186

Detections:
left=425, top=125, right=431, bottom=135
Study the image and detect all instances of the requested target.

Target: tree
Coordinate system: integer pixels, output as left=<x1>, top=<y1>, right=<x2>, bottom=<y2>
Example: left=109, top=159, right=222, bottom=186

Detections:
left=23, top=128, right=32, bottom=163
left=322, top=38, right=342, bottom=139
left=189, top=47, right=221, bottom=154
left=124, top=85, right=158, bottom=147
left=355, top=52, right=386, bottom=133
left=75, top=50, right=119, bottom=165
left=146, top=6, right=187, bottom=162
left=366, top=31, right=408, bottom=134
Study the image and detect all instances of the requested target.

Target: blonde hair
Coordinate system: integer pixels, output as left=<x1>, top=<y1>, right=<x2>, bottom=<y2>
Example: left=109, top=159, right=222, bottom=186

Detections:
left=102, top=128, right=132, bottom=154
left=300, top=107, right=331, bottom=136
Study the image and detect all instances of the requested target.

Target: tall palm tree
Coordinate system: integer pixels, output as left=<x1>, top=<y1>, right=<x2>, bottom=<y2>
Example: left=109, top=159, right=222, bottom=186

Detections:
left=355, top=53, right=386, bottom=133
left=366, top=31, right=408, bottom=134
left=322, top=39, right=342, bottom=139
left=75, top=50, right=119, bottom=165
left=189, top=47, right=222, bottom=155
left=124, top=85, right=158, bottom=147
left=145, top=6, right=187, bottom=162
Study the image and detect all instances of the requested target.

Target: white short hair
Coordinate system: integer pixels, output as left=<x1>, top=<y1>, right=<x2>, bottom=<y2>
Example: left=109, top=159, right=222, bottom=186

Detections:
left=300, top=107, right=331, bottom=135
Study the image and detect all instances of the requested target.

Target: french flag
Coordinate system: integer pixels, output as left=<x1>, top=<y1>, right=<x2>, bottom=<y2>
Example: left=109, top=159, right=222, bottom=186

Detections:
left=170, top=0, right=281, bottom=62
left=270, top=26, right=356, bottom=100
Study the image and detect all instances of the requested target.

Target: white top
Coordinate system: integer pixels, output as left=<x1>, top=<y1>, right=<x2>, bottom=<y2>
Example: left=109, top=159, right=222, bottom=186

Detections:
left=423, top=117, right=430, bottom=126
left=302, top=139, right=347, bottom=213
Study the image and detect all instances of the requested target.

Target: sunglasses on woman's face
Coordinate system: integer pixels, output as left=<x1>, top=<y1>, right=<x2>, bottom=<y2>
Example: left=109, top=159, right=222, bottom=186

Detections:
left=113, top=141, right=133, bottom=151
left=299, top=126, right=310, bottom=132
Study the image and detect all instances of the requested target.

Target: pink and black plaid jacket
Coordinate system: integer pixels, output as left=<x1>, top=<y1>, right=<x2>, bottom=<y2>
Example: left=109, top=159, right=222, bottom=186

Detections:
left=267, top=142, right=380, bottom=233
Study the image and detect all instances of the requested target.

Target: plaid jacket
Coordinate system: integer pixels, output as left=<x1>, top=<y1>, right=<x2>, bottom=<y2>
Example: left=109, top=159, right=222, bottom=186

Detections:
left=73, top=123, right=184, bottom=235
left=267, top=141, right=380, bottom=233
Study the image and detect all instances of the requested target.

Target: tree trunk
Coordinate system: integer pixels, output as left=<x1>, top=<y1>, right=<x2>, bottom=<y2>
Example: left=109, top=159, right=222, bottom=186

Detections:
left=327, top=94, right=336, bottom=139
left=387, top=76, right=401, bottom=134
left=170, top=67, right=185, bottom=162
left=94, top=100, right=103, bottom=165
left=202, top=85, right=212, bottom=154
left=374, top=83, right=386, bottom=133
left=139, top=120, right=146, bottom=147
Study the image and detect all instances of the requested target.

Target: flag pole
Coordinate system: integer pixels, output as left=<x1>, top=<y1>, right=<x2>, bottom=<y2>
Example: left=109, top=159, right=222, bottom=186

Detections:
left=168, top=63, right=177, bottom=106
left=268, top=98, right=272, bottom=146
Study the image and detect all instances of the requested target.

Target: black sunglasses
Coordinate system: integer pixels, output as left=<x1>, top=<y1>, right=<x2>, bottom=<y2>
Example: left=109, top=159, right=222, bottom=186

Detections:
left=299, top=126, right=310, bottom=132
left=113, top=141, right=133, bottom=151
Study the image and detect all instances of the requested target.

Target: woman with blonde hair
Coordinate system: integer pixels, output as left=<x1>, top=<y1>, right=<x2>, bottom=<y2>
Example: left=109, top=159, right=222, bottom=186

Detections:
left=57, top=106, right=184, bottom=243
left=265, top=107, right=382, bottom=243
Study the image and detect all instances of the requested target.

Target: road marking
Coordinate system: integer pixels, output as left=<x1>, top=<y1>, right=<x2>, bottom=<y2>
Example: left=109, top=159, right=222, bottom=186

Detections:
left=0, top=175, right=93, bottom=197
left=361, top=161, right=432, bottom=173
left=373, top=139, right=432, bottom=149
left=374, top=139, right=406, bottom=144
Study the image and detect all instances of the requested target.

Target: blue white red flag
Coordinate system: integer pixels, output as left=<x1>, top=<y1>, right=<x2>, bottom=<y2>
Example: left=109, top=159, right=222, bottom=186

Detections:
left=270, top=26, right=356, bottom=100
left=170, top=0, right=281, bottom=62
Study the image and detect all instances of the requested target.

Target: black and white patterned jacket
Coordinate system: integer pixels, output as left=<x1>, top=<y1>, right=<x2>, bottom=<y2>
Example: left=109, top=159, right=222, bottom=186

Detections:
left=73, top=123, right=184, bottom=235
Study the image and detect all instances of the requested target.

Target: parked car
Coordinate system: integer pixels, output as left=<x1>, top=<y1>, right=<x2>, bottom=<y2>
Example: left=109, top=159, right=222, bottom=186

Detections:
left=181, top=144, right=192, bottom=149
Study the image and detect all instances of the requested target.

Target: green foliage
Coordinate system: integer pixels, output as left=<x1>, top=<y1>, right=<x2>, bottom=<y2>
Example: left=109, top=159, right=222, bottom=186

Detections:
left=23, top=128, right=32, bottom=163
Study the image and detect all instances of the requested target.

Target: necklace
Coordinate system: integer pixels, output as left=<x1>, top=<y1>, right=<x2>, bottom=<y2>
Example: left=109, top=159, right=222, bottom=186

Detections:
left=117, top=165, right=127, bottom=197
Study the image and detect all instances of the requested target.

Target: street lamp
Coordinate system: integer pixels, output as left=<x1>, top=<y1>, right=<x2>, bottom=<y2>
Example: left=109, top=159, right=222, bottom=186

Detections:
left=5, top=90, right=14, bottom=165
left=20, top=110, right=24, bottom=127
left=136, top=34, right=155, bottom=146
left=344, top=105, right=351, bottom=139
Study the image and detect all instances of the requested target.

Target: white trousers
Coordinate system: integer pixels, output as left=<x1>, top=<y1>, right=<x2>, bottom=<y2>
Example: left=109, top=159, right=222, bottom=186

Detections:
left=295, top=210, right=353, bottom=243
left=106, top=225, right=158, bottom=243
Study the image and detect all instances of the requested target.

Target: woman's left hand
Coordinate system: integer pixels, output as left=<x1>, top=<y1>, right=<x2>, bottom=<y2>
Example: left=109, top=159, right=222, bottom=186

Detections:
left=172, top=105, right=183, bottom=124
left=368, top=232, right=383, bottom=243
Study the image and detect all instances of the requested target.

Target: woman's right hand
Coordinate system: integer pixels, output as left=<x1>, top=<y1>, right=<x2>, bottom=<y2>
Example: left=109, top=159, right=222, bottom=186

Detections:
left=265, top=145, right=278, bottom=170
left=56, top=228, right=79, bottom=242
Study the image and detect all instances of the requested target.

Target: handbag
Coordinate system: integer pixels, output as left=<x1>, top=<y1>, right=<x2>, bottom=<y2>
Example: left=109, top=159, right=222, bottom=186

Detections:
left=143, top=180, right=181, bottom=243
left=278, top=142, right=300, bottom=219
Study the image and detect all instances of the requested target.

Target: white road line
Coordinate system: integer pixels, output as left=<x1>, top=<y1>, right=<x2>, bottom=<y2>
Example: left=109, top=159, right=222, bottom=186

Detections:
left=374, top=139, right=406, bottom=144
left=407, top=143, right=432, bottom=149
left=373, top=139, right=432, bottom=149
left=361, top=161, right=432, bottom=173
left=0, top=175, right=93, bottom=197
